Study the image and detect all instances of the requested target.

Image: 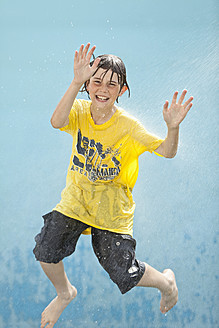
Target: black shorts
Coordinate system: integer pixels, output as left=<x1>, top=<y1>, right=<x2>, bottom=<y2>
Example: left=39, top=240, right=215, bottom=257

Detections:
left=33, top=210, right=145, bottom=294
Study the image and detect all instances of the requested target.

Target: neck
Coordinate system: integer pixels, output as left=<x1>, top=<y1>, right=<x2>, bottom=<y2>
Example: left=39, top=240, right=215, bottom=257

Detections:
left=90, top=103, right=117, bottom=125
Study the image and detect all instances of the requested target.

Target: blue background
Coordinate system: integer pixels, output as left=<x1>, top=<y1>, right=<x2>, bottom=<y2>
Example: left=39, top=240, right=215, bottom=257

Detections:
left=0, top=0, right=218, bottom=327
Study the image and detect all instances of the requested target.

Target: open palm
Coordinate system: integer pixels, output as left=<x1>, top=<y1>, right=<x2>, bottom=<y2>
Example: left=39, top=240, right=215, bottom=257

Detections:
left=163, top=90, right=193, bottom=128
left=73, top=43, right=100, bottom=85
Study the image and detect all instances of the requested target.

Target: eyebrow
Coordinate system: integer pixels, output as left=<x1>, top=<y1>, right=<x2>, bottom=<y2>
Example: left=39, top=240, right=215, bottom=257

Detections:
left=93, top=77, right=118, bottom=84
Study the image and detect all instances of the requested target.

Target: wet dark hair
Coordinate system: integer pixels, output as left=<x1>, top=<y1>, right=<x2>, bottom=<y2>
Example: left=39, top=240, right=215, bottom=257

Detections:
left=81, top=54, right=130, bottom=103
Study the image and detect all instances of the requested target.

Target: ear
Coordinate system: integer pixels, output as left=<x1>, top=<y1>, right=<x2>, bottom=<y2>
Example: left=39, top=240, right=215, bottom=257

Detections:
left=86, top=80, right=90, bottom=90
left=119, top=85, right=128, bottom=97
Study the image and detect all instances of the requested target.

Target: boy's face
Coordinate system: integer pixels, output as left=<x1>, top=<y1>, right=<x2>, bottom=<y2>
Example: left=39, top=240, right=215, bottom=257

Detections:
left=86, top=68, right=127, bottom=110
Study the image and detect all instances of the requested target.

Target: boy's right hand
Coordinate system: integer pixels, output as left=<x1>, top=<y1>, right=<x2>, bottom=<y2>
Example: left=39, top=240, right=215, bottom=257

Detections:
left=73, top=43, right=100, bottom=86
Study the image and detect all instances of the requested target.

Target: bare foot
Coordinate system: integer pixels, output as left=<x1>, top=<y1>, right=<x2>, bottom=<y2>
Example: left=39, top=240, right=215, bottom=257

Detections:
left=41, top=285, right=77, bottom=328
left=160, top=269, right=178, bottom=314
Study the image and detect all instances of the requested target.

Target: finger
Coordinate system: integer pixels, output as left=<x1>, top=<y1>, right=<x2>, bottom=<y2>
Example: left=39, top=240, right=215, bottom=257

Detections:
left=82, top=42, right=91, bottom=58
left=183, top=96, right=193, bottom=108
left=185, top=102, right=193, bottom=112
left=74, top=50, right=78, bottom=62
left=87, top=45, right=96, bottom=62
left=171, top=91, right=178, bottom=105
left=178, top=89, right=187, bottom=104
left=91, top=57, right=101, bottom=70
left=78, top=44, right=84, bottom=57
left=163, top=100, right=169, bottom=111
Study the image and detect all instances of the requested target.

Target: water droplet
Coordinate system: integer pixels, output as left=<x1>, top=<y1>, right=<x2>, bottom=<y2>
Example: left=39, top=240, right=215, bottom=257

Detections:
left=116, top=242, right=120, bottom=246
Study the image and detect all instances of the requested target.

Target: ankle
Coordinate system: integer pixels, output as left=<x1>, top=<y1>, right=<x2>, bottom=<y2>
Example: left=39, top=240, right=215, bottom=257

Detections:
left=57, top=292, right=70, bottom=301
left=57, top=285, right=77, bottom=301
left=160, top=270, right=174, bottom=294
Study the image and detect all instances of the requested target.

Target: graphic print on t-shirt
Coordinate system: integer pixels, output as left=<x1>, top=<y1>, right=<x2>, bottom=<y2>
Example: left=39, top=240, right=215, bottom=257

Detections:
left=71, top=129, right=121, bottom=182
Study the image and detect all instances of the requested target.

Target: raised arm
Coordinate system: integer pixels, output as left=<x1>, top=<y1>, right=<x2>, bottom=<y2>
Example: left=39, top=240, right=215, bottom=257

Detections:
left=155, top=90, right=193, bottom=158
left=50, top=43, right=100, bottom=129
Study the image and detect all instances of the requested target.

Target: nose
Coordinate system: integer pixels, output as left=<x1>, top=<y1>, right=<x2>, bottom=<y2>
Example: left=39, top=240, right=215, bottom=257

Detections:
left=98, top=83, right=108, bottom=93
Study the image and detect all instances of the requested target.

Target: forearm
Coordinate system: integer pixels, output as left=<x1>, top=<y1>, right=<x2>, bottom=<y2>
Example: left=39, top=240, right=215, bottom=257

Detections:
left=155, top=126, right=179, bottom=158
left=50, top=79, right=82, bottom=129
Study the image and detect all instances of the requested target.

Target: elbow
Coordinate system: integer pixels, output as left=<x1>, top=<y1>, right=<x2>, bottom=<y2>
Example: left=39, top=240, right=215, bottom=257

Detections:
left=164, top=152, right=177, bottom=159
left=50, top=118, right=60, bottom=129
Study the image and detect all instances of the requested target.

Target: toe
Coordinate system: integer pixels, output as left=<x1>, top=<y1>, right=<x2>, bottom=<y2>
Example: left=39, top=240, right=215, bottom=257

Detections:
left=41, top=318, right=47, bottom=328
left=160, top=305, right=168, bottom=314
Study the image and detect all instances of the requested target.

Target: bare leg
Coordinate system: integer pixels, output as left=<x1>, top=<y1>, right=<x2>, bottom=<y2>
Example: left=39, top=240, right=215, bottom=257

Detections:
left=40, top=261, right=77, bottom=328
left=137, top=263, right=178, bottom=314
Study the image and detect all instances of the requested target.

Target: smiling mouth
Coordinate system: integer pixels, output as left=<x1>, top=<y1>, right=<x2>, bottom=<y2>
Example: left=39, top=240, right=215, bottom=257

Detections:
left=96, top=95, right=109, bottom=102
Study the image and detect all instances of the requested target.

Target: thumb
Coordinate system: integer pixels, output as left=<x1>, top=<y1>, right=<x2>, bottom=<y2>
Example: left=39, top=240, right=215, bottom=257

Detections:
left=163, top=100, right=169, bottom=111
left=91, top=57, right=101, bottom=71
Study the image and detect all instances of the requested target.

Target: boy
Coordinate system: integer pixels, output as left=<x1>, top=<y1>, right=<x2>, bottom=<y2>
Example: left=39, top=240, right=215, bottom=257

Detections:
left=33, top=43, right=193, bottom=328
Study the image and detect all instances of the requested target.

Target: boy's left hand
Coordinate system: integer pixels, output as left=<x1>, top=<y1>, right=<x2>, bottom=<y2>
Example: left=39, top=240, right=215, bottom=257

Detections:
left=163, top=90, right=193, bottom=128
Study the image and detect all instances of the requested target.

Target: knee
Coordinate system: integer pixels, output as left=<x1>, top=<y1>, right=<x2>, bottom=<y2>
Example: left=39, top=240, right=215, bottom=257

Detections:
left=107, top=259, right=146, bottom=294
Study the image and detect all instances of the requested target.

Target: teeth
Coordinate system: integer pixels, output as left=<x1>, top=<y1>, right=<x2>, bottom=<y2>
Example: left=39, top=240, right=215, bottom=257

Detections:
left=97, top=96, right=108, bottom=100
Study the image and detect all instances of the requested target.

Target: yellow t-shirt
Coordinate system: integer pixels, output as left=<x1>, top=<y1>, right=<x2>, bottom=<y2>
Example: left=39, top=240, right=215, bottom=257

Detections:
left=54, top=99, right=163, bottom=236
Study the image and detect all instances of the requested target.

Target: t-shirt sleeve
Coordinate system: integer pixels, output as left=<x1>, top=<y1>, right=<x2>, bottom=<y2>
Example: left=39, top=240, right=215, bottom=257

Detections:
left=131, top=119, right=164, bottom=156
left=59, top=99, right=78, bottom=135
